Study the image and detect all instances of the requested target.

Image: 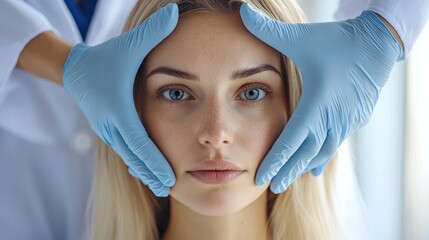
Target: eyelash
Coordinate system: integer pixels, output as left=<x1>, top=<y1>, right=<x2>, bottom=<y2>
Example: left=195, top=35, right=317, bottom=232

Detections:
left=236, top=83, right=272, bottom=104
left=155, top=84, right=194, bottom=105
left=155, top=83, right=272, bottom=105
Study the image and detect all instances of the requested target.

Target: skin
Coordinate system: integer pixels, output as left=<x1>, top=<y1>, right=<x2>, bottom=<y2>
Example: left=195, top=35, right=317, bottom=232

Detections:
left=137, top=12, right=288, bottom=240
left=17, top=31, right=71, bottom=85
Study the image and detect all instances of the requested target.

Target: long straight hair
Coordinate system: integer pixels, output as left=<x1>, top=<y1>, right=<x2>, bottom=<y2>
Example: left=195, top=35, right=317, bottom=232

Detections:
left=89, top=1, right=344, bottom=239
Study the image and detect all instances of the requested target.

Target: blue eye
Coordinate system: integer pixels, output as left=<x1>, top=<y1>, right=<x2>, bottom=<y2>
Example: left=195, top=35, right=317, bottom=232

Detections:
left=162, top=88, right=191, bottom=101
left=239, top=88, right=267, bottom=101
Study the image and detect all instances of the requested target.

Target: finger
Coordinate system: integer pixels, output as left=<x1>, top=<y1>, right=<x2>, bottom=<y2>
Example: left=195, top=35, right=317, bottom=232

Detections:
left=239, top=3, right=311, bottom=61
left=116, top=115, right=176, bottom=187
left=303, top=132, right=338, bottom=176
left=128, top=167, right=138, bottom=178
left=127, top=160, right=170, bottom=197
left=110, top=126, right=173, bottom=196
left=311, top=163, right=326, bottom=176
left=127, top=167, right=163, bottom=192
left=270, top=136, right=320, bottom=194
left=255, top=113, right=309, bottom=185
left=111, top=126, right=166, bottom=188
left=126, top=3, right=179, bottom=58
left=129, top=168, right=170, bottom=197
left=110, top=3, right=179, bottom=86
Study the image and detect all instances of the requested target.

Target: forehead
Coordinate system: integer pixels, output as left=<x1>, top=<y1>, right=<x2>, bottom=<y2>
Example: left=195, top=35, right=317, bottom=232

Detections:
left=144, top=12, right=280, bottom=74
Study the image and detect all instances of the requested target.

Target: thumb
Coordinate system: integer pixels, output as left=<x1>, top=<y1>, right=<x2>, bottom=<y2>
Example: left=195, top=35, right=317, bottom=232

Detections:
left=122, top=3, right=179, bottom=57
left=239, top=3, right=312, bottom=61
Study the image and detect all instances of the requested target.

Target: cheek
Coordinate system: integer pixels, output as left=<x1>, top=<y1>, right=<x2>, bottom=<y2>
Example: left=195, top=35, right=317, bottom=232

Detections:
left=141, top=106, right=195, bottom=173
left=236, top=106, right=288, bottom=163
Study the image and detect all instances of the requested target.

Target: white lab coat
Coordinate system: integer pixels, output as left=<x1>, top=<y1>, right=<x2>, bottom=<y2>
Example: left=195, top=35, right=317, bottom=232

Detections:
left=0, top=1, right=135, bottom=239
left=0, top=0, right=428, bottom=239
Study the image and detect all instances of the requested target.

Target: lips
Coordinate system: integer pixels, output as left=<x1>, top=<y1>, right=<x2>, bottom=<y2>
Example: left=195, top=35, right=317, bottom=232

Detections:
left=187, top=160, right=245, bottom=184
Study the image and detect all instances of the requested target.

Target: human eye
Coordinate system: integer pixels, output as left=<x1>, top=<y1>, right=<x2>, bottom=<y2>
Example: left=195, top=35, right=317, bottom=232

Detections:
left=237, top=83, right=271, bottom=101
left=157, top=85, right=192, bottom=102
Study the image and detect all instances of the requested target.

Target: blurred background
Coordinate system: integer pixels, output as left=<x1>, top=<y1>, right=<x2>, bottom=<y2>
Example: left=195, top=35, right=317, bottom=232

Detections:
left=297, top=0, right=429, bottom=239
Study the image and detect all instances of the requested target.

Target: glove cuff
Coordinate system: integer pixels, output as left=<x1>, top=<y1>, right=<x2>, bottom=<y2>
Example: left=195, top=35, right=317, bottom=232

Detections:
left=63, top=43, right=90, bottom=91
left=358, top=10, right=403, bottom=61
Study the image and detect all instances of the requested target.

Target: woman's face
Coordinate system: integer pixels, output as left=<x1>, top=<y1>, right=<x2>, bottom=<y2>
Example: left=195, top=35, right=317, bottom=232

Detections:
left=139, top=12, right=288, bottom=216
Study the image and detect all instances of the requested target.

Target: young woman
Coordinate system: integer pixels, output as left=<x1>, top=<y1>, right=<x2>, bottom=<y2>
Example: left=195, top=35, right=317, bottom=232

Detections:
left=89, top=1, right=362, bottom=239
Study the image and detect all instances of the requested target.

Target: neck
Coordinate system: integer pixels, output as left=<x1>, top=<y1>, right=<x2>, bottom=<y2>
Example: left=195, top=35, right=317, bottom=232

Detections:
left=162, top=192, right=270, bottom=240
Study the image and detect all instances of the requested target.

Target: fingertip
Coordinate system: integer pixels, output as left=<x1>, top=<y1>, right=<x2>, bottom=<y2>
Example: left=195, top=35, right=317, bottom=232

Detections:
left=270, top=182, right=286, bottom=194
left=239, top=2, right=293, bottom=56
left=164, top=2, right=178, bottom=10
left=159, top=3, right=179, bottom=27
left=255, top=161, right=277, bottom=186
left=154, top=168, right=176, bottom=187
left=137, top=2, right=179, bottom=46
left=254, top=139, right=300, bottom=187
left=144, top=177, right=170, bottom=197
left=162, top=2, right=179, bottom=21
left=154, top=186, right=170, bottom=197
left=271, top=173, right=289, bottom=194
left=255, top=174, right=267, bottom=186
left=239, top=2, right=266, bottom=31
left=137, top=142, right=176, bottom=187
left=239, top=2, right=254, bottom=16
left=311, top=163, right=326, bottom=176
left=128, top=168, right=138, bottom=178
left=163, top=176, right=175, bottom=187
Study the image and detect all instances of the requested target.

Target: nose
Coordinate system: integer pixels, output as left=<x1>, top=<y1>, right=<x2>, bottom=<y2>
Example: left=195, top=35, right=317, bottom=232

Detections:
left=198, top=99, right=233, bottom=149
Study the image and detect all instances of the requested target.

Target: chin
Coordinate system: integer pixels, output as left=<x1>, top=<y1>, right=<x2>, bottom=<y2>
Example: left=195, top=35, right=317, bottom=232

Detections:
left=189, top=189, right=250, bottom=216
left=170, top=182, right=268, bottom=217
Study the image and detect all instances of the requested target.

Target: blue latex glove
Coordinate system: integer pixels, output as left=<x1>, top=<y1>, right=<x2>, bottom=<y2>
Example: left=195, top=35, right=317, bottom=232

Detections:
left=240, top=3, right=402, bottom=193
left=63, top=4, right=179, bottom=197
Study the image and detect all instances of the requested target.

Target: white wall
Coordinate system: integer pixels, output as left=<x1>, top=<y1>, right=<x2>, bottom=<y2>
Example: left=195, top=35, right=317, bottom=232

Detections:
left=404, top=22, right=429, bottom=240
left=351, top=63, right=406, bottom=240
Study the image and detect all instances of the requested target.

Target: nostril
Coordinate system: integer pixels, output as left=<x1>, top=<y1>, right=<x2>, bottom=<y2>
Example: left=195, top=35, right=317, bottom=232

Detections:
left=200, top=134, right=232, bottom=148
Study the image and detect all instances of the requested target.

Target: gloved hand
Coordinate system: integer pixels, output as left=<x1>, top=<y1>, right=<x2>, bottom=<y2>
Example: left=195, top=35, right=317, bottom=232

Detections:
left=240, top=3, right=402, bottom=193
left=63, top=3, right=179, bottom=197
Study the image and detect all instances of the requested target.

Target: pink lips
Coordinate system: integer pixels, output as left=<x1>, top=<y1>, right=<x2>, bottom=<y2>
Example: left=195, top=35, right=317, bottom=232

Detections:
left=188, top=160, right=245, bottom=184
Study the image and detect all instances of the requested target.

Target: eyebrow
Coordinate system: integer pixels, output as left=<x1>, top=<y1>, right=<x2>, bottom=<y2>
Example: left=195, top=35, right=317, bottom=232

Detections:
left=145, top=64, right=282, bottom=81
left=232, top=64, right=281, bottom=79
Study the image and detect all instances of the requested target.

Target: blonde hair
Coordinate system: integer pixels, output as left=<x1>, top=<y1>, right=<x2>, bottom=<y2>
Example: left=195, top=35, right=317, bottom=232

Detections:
left=89, top=1, right=343, bottom=239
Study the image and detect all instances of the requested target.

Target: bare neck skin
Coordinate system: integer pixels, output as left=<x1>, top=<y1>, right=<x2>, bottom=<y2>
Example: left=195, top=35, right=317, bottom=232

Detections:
left=162, top=192, right=270, bottom=240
